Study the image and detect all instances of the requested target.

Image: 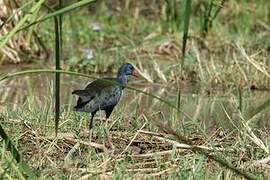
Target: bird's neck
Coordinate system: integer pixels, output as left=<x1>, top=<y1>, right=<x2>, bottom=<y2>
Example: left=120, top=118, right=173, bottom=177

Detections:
left=116, top=75, right=128, bottom=85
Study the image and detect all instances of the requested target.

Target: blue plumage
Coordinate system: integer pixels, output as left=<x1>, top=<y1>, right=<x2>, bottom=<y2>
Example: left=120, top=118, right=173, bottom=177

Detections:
left=72, top=63, right=139, bottom=132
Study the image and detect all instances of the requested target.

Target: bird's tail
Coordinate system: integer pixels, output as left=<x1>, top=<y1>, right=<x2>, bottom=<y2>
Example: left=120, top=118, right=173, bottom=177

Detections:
left=73, top=97, right=91, bottom=111
left=72, top=90, right=92, bottom=112
left=72, top=90, right=84, bottom=95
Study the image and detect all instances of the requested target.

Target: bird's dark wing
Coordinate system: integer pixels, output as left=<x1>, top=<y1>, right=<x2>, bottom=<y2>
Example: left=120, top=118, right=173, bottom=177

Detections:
left=72, top=78, right=117, bottom=96
left=85, top=78, right=117, bottom=94
left=72, top=78, right=118, bottom=111
left=78, top=85, right=122, bottom=113
left=74, top=97, right=91, bottom=109
left=72, top=90, right=90, bottom=96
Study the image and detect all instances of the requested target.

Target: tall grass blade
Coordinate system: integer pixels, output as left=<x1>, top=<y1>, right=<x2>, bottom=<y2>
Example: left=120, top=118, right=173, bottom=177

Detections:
left=237, top=87, right=242, bottom=113
left=0, top=123, right=37, bottom=179
left=248, top=98, right=270, bottom=119
left=165, top=0, right=180, bottom=32
left=182, top=0, right=192, bottom=63
left=202, top=0, right=226, bottom=36
left=0, top=1, right=34, bottom=29
left=177, top=86, right=181, bottom=111
left=203, top=0, right=214, bottom=35
left=3, top=154, right=25, bottom=180
left=0, top=0, right=95, bottom=48
left=54, top=0, right=63, bottom=137
left=0, top=124, right=21, bottom=162
left=176, top=85, right=185, bottom=133
left=0, top=0, right=46, bottom=48
left=26, top=2, right=42, bottom=44
left=211, top=0, right=226, bottom=25
left=0, top=164, right=12, bottom=180
left=59, top=0, right=63, bottom=59
left=19, top=0, right=96, bottom=33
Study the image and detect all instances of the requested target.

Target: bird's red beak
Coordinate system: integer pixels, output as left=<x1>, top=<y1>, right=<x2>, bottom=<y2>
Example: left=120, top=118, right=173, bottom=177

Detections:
left=132, top=69, right=140, bottom=77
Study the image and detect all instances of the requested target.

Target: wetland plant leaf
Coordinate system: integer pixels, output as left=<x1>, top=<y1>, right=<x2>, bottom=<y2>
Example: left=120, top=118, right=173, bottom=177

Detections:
left=248, top=98, right=270, bottom=119
left=19, top=0, right=96, bottom=32
left=0, top=0, right=96, bottom=48
left=182, top=0, right=192, bottom=63
left=0, top=123, right=38, bottom=179
left=54, top=1, right=62, bottom=137
left=0, top=0, right=46, bottom=48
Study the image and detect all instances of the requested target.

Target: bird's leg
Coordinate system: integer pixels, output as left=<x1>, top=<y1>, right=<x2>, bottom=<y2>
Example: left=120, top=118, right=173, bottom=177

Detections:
left=89, top=113, right=94, bottom=142
left=105, top=117, right=113, bottom=150
left=104, top=107, right=114, bottom=151
left=89, top=129, right=93, bottom=143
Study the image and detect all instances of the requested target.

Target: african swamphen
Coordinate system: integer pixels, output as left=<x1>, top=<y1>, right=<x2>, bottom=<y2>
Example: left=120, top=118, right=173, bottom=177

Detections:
left=72, top=63, right=139, bottom=148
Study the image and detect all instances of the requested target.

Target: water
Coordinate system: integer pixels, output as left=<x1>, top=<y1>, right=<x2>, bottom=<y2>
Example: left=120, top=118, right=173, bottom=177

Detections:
left=0, top=64, right=269, bottom=130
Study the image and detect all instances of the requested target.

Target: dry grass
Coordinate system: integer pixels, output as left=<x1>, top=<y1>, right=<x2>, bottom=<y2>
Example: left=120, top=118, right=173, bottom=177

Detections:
left=0, top=105, right=269, bottom=179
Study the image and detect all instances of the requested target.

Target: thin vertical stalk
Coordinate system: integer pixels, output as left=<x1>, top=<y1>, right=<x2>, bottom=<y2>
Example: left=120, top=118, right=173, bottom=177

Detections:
left=59, top=0, right=63, bottom=53
left=54, top=0, right=62, bottom=137
left=165, top=0, right=180, bottom=32
left=204, top=0, right=214, bottom=34
left=211, top=0, right=226, bottom=26
left=176, top=85, right=185, bottom=134
left=182, top=0, right=192, bottom=65
left=202, top=0, right=226, bottom=36
left=237, top=87, right=242, bottom=113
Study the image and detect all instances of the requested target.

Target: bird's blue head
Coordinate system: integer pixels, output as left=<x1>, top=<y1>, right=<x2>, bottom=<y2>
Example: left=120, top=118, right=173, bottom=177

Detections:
left=117, top=63, right=139, bottom=84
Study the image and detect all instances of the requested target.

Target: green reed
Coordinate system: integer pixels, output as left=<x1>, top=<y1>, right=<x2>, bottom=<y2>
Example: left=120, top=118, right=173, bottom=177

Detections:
left=54, top=0, right=62, bottom=137
left=201, top=0, right=226, bottom=36
left=182, top=0, right=192, bottom=64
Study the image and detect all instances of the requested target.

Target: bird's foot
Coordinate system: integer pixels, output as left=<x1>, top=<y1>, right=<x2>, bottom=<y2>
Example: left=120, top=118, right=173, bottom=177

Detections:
left=104, top=118, right=114, bottom=152
left=105, top=144, right=114, bottom=154
left=81, top=129, right=96, bottom=141
left=102, top=117, right=111, bottom=122
left=103, top=136, right=114, bottom=154
left=108, top=139, right=114, bottom=152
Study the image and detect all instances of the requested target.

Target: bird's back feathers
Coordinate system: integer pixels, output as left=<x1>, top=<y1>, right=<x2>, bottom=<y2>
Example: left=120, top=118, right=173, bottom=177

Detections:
left=72, top=78, right=122, bottom=113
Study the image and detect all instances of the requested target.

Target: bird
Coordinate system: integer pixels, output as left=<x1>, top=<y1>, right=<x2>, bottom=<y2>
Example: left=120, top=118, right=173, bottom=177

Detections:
left=72, top=63, right=139, bottom=148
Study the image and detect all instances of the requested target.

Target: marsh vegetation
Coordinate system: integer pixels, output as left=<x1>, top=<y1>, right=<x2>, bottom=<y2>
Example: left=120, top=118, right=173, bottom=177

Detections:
left=0, top=0, right=270, bottom=179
